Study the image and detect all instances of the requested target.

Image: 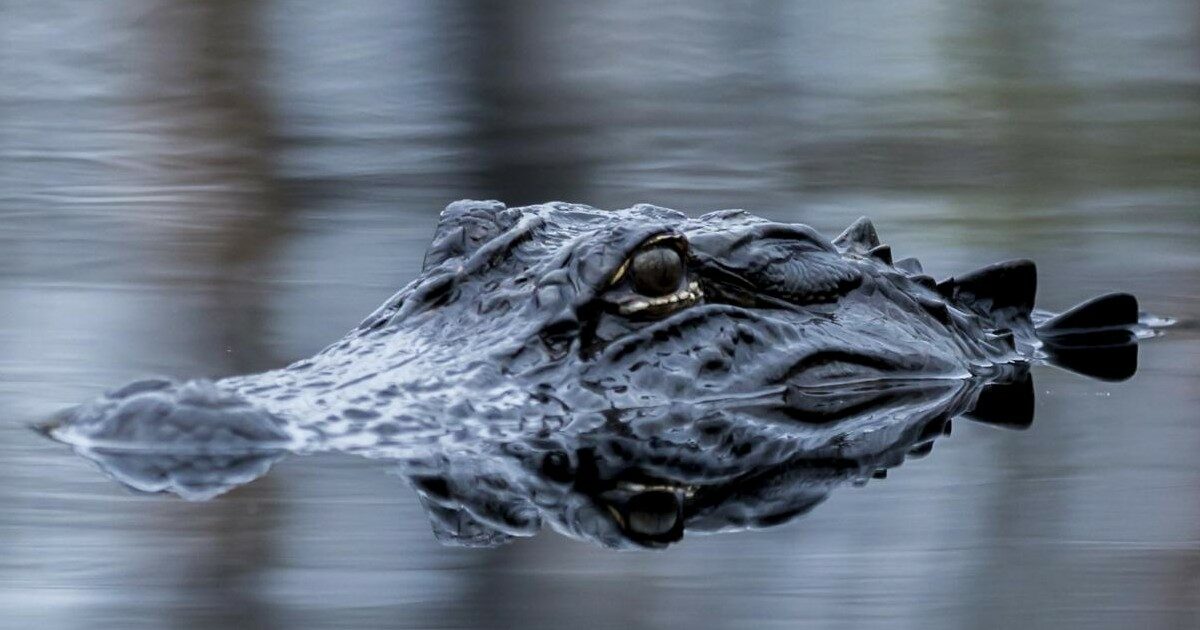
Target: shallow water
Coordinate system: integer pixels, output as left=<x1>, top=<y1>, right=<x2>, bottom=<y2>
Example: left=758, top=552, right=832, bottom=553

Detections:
left=3, top=1, right=1200, bottom=628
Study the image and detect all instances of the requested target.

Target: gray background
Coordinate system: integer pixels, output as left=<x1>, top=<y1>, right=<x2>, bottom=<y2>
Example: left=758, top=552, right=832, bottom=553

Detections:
left=2, top=1, right=1199, bottom=628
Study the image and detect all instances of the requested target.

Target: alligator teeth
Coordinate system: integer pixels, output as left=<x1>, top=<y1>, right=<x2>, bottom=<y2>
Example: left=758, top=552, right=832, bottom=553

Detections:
left=617, top=480, right=698, bottom=498
left=618, top=281, right=703, bottom=315
left=621, top=300, right=650, bottom=314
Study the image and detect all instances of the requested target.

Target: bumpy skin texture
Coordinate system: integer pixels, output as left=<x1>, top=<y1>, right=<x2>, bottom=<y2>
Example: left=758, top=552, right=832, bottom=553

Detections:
left=44, top=201, right=1143, bottom=546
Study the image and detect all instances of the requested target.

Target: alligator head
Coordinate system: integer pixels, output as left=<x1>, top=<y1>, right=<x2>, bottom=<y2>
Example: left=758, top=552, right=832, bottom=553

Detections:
left=42, top=201, right=1156, bottom=544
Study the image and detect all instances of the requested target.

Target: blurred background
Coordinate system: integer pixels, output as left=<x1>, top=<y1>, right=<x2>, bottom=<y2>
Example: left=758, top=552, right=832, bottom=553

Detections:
left=2, top=1, right=1199, bottom=628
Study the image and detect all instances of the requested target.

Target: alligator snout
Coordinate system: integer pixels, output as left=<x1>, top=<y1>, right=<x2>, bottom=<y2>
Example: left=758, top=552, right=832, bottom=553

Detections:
left=42, top=378, right=293, bottom=452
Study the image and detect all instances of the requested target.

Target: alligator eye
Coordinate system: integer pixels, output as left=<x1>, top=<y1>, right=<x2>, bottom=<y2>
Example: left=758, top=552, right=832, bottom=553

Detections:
left=603, top=237, right=701, bottom=317
left=623, top=490, right=683, bottom=537
left=602, top=488, right=685, bottom=544
left=630, top=247, right=683, bottom=297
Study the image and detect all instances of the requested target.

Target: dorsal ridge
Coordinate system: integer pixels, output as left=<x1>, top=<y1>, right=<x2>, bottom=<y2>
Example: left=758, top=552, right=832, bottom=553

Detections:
left=833, top=216, right=880, bottom=253
left=937, top=259, right=1037, bottom=319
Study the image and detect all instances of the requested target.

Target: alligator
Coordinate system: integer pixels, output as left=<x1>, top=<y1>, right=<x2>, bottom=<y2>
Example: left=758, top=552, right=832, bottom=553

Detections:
left=41, top=200, right=1161, bottom=547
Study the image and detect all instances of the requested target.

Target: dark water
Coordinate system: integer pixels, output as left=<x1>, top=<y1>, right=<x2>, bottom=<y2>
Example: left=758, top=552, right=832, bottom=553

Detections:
left=3, top=1, right=1200, bottom=628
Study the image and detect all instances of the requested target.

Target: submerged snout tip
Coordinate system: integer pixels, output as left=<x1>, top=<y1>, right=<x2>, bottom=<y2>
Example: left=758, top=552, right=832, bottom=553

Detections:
left=30, top=405, right=78, bottom=441
left=39, top=377, right=294, bottom=452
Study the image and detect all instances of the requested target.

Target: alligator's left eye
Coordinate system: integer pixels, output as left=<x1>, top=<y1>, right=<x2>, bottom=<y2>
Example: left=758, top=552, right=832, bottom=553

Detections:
left=604, top=236, right=702, bottom=318
left=631, top=247, right=683, bottom=297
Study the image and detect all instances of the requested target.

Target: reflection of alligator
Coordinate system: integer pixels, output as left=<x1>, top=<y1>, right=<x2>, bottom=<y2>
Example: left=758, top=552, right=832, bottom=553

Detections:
left=42, top=201, right=1162, bottom=546
left=406, top=371, right=1039, bottom=548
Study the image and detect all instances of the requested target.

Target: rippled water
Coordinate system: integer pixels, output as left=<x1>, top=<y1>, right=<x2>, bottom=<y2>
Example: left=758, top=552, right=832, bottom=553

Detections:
left=2, top=1, right=1200, bottom=628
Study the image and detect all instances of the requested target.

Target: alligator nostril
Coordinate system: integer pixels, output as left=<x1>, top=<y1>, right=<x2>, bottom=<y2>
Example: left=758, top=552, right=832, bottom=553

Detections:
left=109, top=378, right=174, bottom=399
left=541, top=450, right=574, bottom=483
